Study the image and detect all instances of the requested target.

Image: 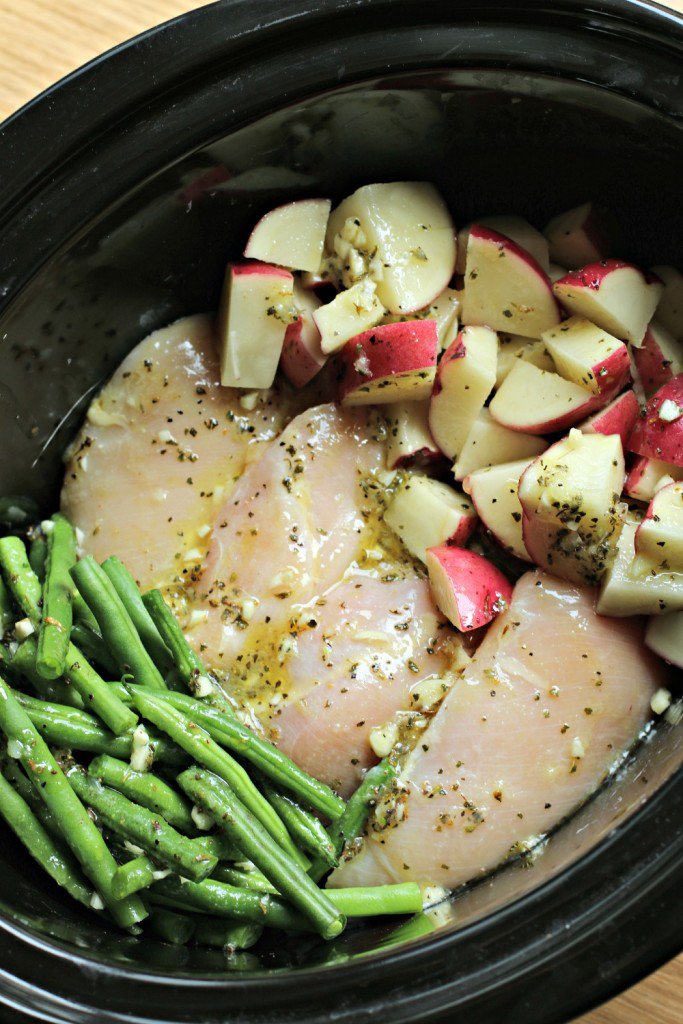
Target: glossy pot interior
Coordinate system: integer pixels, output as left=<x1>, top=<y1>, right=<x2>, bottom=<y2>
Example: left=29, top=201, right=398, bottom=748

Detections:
left=0, top=2, right=681, bottom=1022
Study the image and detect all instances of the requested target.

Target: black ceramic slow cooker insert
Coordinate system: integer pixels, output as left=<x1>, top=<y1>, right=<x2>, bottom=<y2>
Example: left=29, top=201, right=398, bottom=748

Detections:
left=0, top=1, right=680, bottom=1021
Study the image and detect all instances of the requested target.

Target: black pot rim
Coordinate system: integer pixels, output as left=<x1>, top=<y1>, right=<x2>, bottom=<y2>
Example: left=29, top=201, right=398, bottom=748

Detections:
left=0, top=1, right=681, bottom=1021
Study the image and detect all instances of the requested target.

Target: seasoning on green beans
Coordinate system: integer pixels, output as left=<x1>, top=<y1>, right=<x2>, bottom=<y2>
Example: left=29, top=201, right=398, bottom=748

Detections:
left=88, top=755, right=196, bottom=833
left=141, top=589, right=217, bottom=698
left=101, top=559, right=172, bottom=673
left=36, top=513, right=77, bottom=680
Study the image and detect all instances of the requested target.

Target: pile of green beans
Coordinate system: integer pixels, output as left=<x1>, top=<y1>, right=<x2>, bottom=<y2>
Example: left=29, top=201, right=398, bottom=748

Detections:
left=0, top=522, right=417, bottom=953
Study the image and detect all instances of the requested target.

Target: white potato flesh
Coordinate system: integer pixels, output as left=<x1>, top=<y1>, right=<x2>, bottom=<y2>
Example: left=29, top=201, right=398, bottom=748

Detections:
left=384, top=475, right=477, bottom=562
left=453, top=409, right=546, bottom=481
left=598, top=516, right=683, bottom=616
left=244, top=198, right=331, bottom=272
left=325, top=182, right=456, bottom=315
left=465, top=458, right=536, bottom=561
left=217, top=263, right=294, bottom=388
left=429, top=326, right=498, bottom=458
left=634, top=482, right=683, bottom=574
left=496, top=335, right=555, bottom=387
left=542, top=316, right=629, bottom=395
left=645, top=610, right=683, bottom=667
left=314, top=280, right=385, bottom=354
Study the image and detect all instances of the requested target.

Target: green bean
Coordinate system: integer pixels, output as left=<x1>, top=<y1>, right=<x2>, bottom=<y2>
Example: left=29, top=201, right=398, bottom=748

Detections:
left=28, top=535, right=47, bottom=582
left=69, top=622, right=118, bottom=677
left=36, top=514, right=77, bottom=679
left=309, top=758, right=397, bottom=883
left=155, top=692, right=345, bottom=821
left=325, top=884, right=422, bottom=918
left=258, top=775, right=338, bottom=866
left=61, top=645, right=138, bottom=735
left=72, top=591, right=99, bottom=632
left=211, top=863, right=278, bottom=895
left=0, top=676, right=146, bottom=929
left=194, top=833, right=242, bottom=863
left=147, top=908, right=196, bottom=945
left=9, top=637, right=84, bottom=707
left=111, top=856, right=156, bottom=900
left=70, top=557, right=166, bottom=690
left=193, top=918, right=262, bottom=950
left=151, top=875, right=309, bottom=933
left=377, top=911, right=436, bottom=948
left=0, top=536, right=42, bottom=618
left=67, top=769, right=217, bottom=882
left=141, top=590, right=215, bottom=698
left=88, top=754, right=195, bottom=833
left=0, top=768, right=95, bottom=908
left=102, top=559, right=172, bottom=673
left=0, top=575, right=15, bottom=636
left=0, top=496, right=39, bottom=533
left=179, top=767, right=344, bottom=940
left=1, top=757, right=63, bottom=842
left=11, top=690, right=183, bottom=765
left=0, top=540, right=135, bottom=733
left=127, top=687, right=304, bottom=863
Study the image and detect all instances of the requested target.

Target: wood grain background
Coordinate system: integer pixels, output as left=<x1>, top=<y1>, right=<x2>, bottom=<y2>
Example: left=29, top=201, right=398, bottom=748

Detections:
left=0, top=2, right=680, bottom=1022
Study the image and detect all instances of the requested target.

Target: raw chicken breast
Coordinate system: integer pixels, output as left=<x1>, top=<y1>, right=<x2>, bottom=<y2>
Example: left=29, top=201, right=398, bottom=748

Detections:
left=189, top=403, right=386, bottom=671
left=331, top=570, right=664, bottom=889
left=61, top=315, right=288, bottom=588
left=261, top=571, right=452, bottom=796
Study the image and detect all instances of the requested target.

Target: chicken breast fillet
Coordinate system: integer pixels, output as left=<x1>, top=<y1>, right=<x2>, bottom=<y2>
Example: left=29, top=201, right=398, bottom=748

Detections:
left=330, top=570, right=664, bottom=889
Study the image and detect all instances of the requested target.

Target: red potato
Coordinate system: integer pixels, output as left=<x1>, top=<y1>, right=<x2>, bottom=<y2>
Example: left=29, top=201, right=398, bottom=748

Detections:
left=217, top=261, right=294, bottom=389
left=634, top=481, right=683, bottom=573
left=624, top=455, right=683, bottom=502
left=243, top=198, right=331, bottom=272
left=280, top=283, right=326, bottom=388
left=645, top=610, right=683, bottom=667
left=426, top=546, right=513, bottom=632
left=580, top=389, right=640, bottom=448
left=461, top=225, right=561, bottom=339
left=651, top=265, right=683, bottom=341
left=325, top=182, right=457, bottom=315
left=597, top=515, right=683, bottom=617
left=465, top=458, right=535, bottom=562
left=429, top=326, right=498, bottom=458
left=541, top=316, right=630, bottom=396
left=496, top=335, right=555, bottom=387
left=337, top=320, right=438, bottom=406
left=519, top=429, right=625, bottom=586
left=383, top=287, right=460, bottom=352
left=453, top=409, right=546, bottom=481
left=543, top=202, right=609, bottom=269
left=489, top=361, right=615, bottom=434
left=627, top=374, right=683, bottom=467
left=456, top=216, right=550, bottom=275
left=384, top=402, right=441, bottom=468
left=553, top=260, right=663, bottom=346
left=631, top=321, right=683, bottom=396
left=314, top=279, right=385, bottom=354
left=384, top=475, right=477, bottom=562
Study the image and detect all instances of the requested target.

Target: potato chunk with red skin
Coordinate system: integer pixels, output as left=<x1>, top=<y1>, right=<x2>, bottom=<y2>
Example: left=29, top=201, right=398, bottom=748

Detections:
left=426, top=546, right=512, bottom=632
left=337, top=320, right=438, bottom=405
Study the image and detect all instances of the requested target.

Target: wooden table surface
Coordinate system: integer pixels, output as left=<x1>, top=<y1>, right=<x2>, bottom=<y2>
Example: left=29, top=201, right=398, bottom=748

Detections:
left=0, top=1, right=680, bottom=1021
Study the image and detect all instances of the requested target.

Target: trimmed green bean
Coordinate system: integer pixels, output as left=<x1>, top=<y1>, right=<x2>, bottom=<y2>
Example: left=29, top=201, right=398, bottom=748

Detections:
left=325, top=884, right=422, bottom=918
left=151, top=875, right=309, bottom=933
left=10, top=636, right=84, bottom=708
left=72, top=592, right=99, bottom=632
left=155, top=691, right=345, bottom=822
left=178, top=767, right=344, bottom=940
left=141, top=590, right=215, bottom=698
left=0, top=540, right=135, bottom=734
left=0, top=675, right=146, bottom=928
left=102, top=559, right=172, bottom=673
left=36, top=514, right=76, bottom=680
left=69, top=623, right=118, bottom=677
left=67, top=770, right=217, bottom=882
left=28, top=535, right=47, bottom=582
left=0, top=576, right=14, bottom=635
left=0, top=536, right=42, bottom=618
left=309, top=757, right=397, bottom=883
left=11, top=690, right=184, bottom=765
left=2, top=757, right=64, bottom=842
left=258, top=776, right=337, bottom=866
left=127, top=687, right=304, bottom=863
left=112, top=856, right=156, bottom=900
left=0, top=766, right=95, bottom=907
left=147, top=908, right=196, bottom=945
left=194, top=833, right=242, bottom=863
left=88, top=754, right=196, bottom=833
left=70, top=557, right=166, bottom=690
left=211, top=863, right=278, bottom=895
left=193, top=918, right=262, bottom=950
